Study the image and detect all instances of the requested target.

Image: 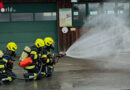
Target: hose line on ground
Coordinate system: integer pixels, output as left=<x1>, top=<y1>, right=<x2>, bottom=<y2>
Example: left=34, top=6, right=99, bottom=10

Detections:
left=1, top=61, right=43, bottom=80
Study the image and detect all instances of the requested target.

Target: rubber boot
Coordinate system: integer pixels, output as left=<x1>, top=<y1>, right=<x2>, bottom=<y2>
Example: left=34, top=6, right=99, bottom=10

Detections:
left=1, top=76, right=13, bottom=84
left=47, top=65, right=54, bottom=77
left=41, top=72, right=46, bottom=78
left=24, top=73, right=33, bottom=81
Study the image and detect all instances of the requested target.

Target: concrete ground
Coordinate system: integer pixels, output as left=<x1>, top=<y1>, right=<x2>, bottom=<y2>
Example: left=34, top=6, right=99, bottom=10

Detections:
left=0, top=56, right=130, bottom=90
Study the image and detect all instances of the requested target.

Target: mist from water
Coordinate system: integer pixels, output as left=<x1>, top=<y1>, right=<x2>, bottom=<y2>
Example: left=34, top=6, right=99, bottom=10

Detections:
left=66, top=8, right=130, bottom=61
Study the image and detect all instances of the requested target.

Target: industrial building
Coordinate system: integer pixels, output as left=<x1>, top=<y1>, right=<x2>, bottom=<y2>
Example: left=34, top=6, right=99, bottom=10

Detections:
left=0, top=0, right=130, bottom=89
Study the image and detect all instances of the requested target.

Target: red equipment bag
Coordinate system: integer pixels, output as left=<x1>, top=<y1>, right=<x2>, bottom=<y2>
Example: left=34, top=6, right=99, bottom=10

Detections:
left=19, top=57, right=33, bottom=68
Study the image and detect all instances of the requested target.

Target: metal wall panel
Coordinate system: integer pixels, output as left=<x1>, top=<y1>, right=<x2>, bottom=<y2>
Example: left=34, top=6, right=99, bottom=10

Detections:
left=12, top=13, right=33, bottom=21
left=0, top=13, right=10, bottom=22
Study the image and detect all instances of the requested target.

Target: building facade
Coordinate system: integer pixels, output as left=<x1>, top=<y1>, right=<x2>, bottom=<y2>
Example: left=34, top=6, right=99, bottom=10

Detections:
left=0, top=0, right=129, bottom=54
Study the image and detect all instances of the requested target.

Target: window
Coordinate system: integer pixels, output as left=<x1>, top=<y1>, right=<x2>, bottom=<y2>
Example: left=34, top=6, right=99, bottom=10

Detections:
left=11, top=13, right=33, bottom=21
left=117, top=3, right=129, bottom=17
left=103, top=3, right=116, bottom=15
left=88, top=2, right=130, bottom=16
left=35, top=12, right=56, bottom=21
left=89, top=3, right=101, bottom=16
left=0, top=13, right=10, bottom=22
left=73, top=4, right=86, bottom=22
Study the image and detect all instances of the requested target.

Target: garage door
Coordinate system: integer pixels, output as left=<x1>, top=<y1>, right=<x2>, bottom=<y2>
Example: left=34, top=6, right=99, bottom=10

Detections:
left=0, top=3, right=58, bottom=55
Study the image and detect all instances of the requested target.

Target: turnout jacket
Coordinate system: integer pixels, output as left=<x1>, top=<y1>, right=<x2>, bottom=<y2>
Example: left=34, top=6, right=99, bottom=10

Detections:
left=0, top=49, right=16, bottom=73
left=24, top=45, right=43, bottom=70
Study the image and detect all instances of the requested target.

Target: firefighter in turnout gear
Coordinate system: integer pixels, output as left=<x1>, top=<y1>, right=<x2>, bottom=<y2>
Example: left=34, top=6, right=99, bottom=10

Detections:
left=41, top=37, right=55, bottom=77
left=22, top=38, right=45, bottom=80
left=0, top=42, right=17, bottom=84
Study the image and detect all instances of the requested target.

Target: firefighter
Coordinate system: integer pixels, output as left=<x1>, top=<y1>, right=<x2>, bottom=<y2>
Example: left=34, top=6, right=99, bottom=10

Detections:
left=44, top=37, right=55, bottom=52
left=41, top=37, right=55, bottom=77
left=23, top=38, right=45, bottom=80
left=0, top=42, right=17, bottom=84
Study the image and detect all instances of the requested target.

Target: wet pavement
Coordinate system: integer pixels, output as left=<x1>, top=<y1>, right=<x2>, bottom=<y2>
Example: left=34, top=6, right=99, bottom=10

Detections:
left=1, top=56, right=130, bottom=90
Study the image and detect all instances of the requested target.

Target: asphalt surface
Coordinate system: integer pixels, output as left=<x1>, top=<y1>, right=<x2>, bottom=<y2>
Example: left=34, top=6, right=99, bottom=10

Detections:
left=0, top=56, right=130, bottom=90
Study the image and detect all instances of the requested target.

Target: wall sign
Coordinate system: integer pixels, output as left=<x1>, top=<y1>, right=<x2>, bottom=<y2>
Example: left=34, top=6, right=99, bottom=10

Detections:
left=0, top=2, right=16, bottom=13
left=59, top=8, right=72, bottom=27
left=70, top=28, right=76, bottom=31
left=62, top=27, right=68, bottom=34
left=1, top=7, right=16, bottom=13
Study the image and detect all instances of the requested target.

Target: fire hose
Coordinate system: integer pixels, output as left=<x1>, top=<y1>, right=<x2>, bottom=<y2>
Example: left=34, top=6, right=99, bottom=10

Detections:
left=1, top=60, right=43, bottom=81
